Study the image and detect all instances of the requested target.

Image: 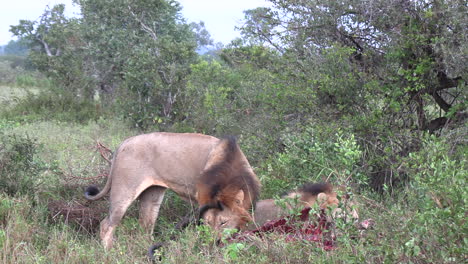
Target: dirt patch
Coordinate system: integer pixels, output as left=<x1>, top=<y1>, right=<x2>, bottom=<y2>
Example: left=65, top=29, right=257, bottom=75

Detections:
left=48, top=199, right=107, bottom=233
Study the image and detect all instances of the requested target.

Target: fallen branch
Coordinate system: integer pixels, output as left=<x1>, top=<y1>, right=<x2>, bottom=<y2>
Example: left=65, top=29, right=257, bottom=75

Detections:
left=95, top=141, right=112, bottom=164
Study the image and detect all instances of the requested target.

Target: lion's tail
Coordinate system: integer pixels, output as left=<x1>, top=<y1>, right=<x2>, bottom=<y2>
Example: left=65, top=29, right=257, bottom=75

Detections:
left=84, top=179, right=111, bottom=201
left=84, top=145, right=119, bottom=201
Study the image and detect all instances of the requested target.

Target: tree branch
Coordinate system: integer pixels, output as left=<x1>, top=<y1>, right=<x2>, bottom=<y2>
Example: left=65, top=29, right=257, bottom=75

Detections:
left=128, top=5, right=158, bottom=42
left=431, top=91, right=451, bottom=112
left=436, top=71, right=462, bottom=90
left=158, top=70, right=170, bottom=85
left=36, top=36, right=53, bottom=57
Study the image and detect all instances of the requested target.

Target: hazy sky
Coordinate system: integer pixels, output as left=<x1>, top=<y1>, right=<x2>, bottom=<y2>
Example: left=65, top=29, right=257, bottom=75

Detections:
left=0, top=0, right=271, bottom=46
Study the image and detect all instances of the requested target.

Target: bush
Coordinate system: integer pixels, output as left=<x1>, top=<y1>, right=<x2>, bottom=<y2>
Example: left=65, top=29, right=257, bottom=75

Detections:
left=258, top=123, right=365, bottom=197
left=402, top=135, right=467, bottom=262
left=0, top=60, right=20, bottom=84
left=0, top=55, right=29, bottom=69
left=0, top=134, right=46, bottom=195
left=0, top=55, right=48, bottom=87
left=15, top=73, right=52, bottom=88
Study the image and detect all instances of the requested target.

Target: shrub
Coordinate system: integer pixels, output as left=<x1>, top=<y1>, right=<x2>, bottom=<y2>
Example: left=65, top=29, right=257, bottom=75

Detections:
left=0, top=55, right=48, bottom=87
left=16, top=73, right=52, bottom=88
left=402, top=135, right=467, bottom=262
left=0, top=133, right=47, bottom=196
left=259, top=124, right=365, bottom=197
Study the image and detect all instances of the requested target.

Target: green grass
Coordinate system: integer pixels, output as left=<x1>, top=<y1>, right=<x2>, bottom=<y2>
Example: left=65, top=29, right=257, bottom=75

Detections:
left=2, top=188, right=462, bottom=264
left=0, top=85, right=39, bottom=107
left=0, top=88, right=465, bottom=263
left=0, top=118, right=136, bottom=203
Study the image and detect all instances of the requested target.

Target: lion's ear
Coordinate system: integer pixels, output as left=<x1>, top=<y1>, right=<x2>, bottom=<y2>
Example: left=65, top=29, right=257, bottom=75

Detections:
left=234, top=190, right=244, bottom=206
left=317, top=192, right=328, bottom=206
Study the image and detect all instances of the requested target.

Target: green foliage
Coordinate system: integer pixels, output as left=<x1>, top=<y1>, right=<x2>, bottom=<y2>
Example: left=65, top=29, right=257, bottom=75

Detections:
left=9, top=1, right=209, bottom=129
left=0, top=194, right=14, bottom=225
left=184, top=60, right=241, bottom=132
left=196, top=224, right=217, bottom=246
left=223, top=242, right=246, bottom=261
left=220, top=41, right=278, bottom=69
left=1, top=0, right=466, bottom=263
left=0, top=60, right=21, bottom=84
left=2, top=39, right=29, bottom=56
left=10, top=5, right=94, bottom=105
left=0, top=55, right=29, bottom=70
left=260, top=124, right=364, bottom=196
left=313, top=46, right=367, bottom=112
left=273, top=194, right=305, bottom=217
left=1, top=89, right=103, bottom=123
left=241, top=0, right=466, bottom=132
left=0, top=134, right=50, bottom=195
left=76, top=0, right=207, bottom=129
left=403, top=136, right=467, bottom=261
left=0, top=56, right=49, bottom=87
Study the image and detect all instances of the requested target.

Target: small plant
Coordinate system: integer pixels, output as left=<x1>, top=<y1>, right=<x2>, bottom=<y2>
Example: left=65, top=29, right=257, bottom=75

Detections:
left=223, top=242, right=245, bottom=261
left=273, top=194, right=304, bottom=217
left=196, top=223, right=217, bottom=246
left=0, top=133, right=46, bottom=195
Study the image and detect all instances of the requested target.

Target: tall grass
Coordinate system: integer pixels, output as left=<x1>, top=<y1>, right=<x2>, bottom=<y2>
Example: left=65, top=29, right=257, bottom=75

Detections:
left=2, top=188, right=463, bottom=263
left=0, top=56, right=50, bottom=88
left=0, top=117, right=465, bottom=263
left=1, top=90, right=104, bottom=124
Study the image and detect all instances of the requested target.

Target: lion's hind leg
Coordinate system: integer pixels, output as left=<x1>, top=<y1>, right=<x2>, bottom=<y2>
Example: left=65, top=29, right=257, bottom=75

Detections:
left=138, top=185, right=167, bottom=233
left=100, top=190, right=136, bottom=249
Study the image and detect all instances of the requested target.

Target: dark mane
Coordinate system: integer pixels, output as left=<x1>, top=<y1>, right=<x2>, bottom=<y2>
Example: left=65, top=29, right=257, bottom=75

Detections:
left=297, top=182, right=333, bottom=196
left=199, top=136, right=237, bottom=199
left=197, top=136, right=260, bottom=209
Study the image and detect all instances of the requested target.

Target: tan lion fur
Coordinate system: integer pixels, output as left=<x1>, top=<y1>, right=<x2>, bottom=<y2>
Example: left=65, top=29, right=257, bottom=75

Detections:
left=85, top=132, right=260, bottom=249
left=246, top=183, right=359, bottom=230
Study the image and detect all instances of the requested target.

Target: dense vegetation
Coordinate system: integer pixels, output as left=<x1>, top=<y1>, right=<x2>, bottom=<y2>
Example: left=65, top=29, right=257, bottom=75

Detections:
left=0, top=0, right=466, bottom=263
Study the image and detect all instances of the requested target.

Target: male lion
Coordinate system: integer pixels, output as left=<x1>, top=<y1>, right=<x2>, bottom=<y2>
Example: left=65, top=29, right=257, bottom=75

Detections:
left=148, top=182, right=358, bottom=260
left=247, top=182, right=359, bottom=230
left=85, top=133, right=260, bottom=249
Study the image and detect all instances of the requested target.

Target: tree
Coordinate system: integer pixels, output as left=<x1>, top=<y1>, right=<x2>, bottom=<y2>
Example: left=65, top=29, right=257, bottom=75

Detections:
left=240, top=0, right=466, bottom=132
left=238, top=0, right=466, bottom=191
left=10, top=4, right=87, bottom=95
left=10, top=5, right=69, bottom=57
left=10, top=0, right=212, bottom=128
left=76, top=0, right=212, bottom=127
left=3, top=40, right=29, bottom=56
